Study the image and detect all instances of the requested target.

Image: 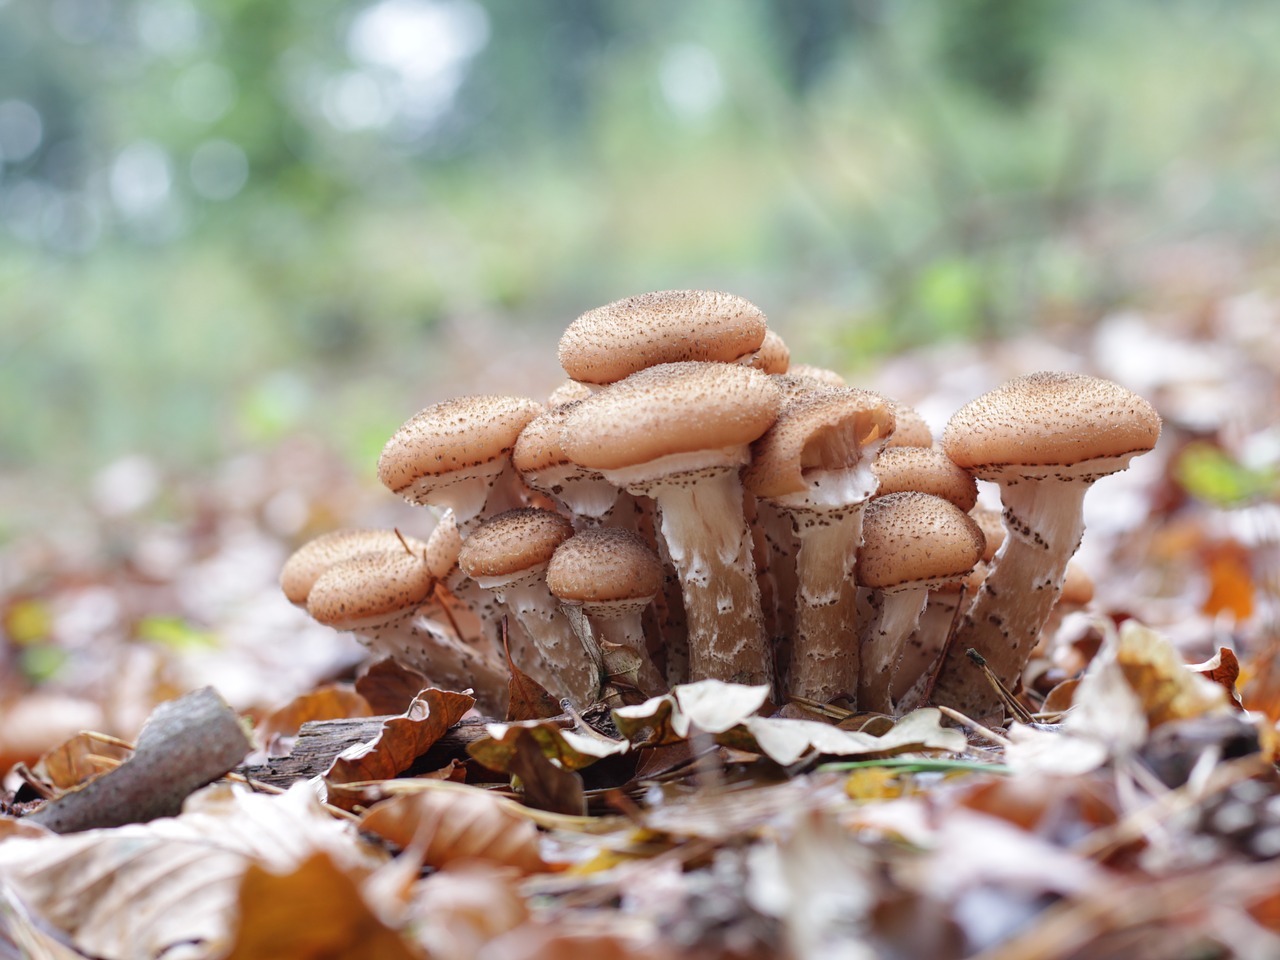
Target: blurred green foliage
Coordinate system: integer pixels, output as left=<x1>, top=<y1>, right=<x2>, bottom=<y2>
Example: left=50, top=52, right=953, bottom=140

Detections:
left=3, top=0, right=1280, bottom=479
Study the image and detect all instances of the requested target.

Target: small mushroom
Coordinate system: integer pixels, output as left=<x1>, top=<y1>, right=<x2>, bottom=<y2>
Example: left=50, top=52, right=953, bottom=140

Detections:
left=280, top=528, right=426, bottom=606
left=929, top=372, right=1161, bottom=719
left=513, top=404, right=630, bottom=528
left=743, top=387, right=896, bottom=704
left=560, top=361, right=781, bottom=689
left=558, top=290, right=768, bottom=385
left=546, top=528, right=667, bottom=696
left=378, top=395, right=544, bottom=532
left=458, top=508, right=599, bottom=706
left=750, top=329, right=791, bottom=374
left=855, top=492, right=985, bottom=714
left=885, top=403, right=934, bottom=448
left=871, top=446, right=978, bottom=511
left=306, top=547, right=508, bottom=714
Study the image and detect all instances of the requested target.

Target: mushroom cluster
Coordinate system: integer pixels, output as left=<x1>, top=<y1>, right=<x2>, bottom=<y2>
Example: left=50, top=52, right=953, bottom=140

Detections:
left=281, top=290, right=1161, bottom=721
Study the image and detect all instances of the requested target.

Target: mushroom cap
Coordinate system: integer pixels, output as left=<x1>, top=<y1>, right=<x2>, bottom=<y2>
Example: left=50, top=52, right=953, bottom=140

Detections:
left=560, top=361, right=781, bottom=473
left=1059, top=560, right=1095, bottom=606
left=547, top=379, right=594, bottom=408
left=770, top=372, right=838, bottom=404
left=742, top=388, right=896, bottom=500
left=750, top=329, right=790, bottom=375
left=558, top=290, right=768, bottom=385
left=969, top=505, right=1006, bottom=562
left=424, top=512, right=463, bottom=579
left=786, top=364, right=845, bottom=387
left=886, top=403, right=934, bottom=448
left=457, top=508, right=575, bottom=580
left=942, top=372, right=1161, bottom=479
left=546, top=528, right=665, bottom=605
left=280, top=529, right=426, bottom=606
left=857, top=492, right=985, bottom=591
left=306, top=550, right=435, bottom=631
left=378, top=395, right=544, bottom=500
left=512, top=406, right=576, bottom=479
left=872, top=446, right=978, bottom=511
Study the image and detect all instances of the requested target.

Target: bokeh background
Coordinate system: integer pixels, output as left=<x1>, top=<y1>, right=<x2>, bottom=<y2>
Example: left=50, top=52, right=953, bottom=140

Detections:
left=2, top=0, right=1279, bottom=750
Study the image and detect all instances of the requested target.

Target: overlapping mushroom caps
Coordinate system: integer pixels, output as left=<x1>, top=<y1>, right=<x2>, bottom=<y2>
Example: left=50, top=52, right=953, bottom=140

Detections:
left=927, top=372, right=1161, bottom=719
left=560, top=361, right=782, bottom=689
left=743, top=387, right=896, bottom=703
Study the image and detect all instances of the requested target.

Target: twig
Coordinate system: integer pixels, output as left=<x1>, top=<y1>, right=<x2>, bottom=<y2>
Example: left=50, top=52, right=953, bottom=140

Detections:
left=937, top=705, right=1012, bottom=748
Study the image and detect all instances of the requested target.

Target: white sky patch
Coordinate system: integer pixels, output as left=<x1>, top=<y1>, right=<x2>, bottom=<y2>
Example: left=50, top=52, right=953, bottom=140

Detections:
left=659, top=43, right=725, bottom=121
left=190, top=139, right=249, bottom=200
left=110, top=140, right=172, bottom=218
left=340, top=0, right=489, bottom=134
left=0, top=100, right=43, bottom=163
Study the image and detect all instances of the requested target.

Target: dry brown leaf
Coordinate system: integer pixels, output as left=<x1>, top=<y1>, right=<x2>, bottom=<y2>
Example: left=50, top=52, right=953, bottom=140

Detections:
left=356, top=657, right=433, bottom=716
left=505, top=636, right=562, bottom=722
left=613, top=680, right=771, bottom=744
left=406, top=864, right=530, bottom=959
left=1190, top=646, right=1245, bottom=710
left=507, top=729, right=586, bottom=816
left=478, top=920, right=675, bottom=960
left=326, top=687, right=475, bottom=787
left=34, top=732, right=134, bottom=793
left=469, top=720, right=629, bottom=774
left=733, top=709, right=966, bottom=766
left=225, top=850, right=415, bottom=960
left=0, top=782, right=385, bottom=959
left=257, top=683, right=372, bottom=748
left=359, top=787, right=547, bottom=874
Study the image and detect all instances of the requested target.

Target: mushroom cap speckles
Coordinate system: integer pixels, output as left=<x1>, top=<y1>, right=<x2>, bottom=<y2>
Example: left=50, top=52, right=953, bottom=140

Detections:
left=743, top=388, right=896, bottom=499
left=281, top=529, right=427, bottom=606
left=560, top=361, right=782, bottom=473
left=558, top=290, right=768, bottom=385
left=857, top=492, right=985, bottom=591
left=546, top=528, right=665, bottom=604
left=458, top=508, right=575, bottom=580
left=424, top=512, right=463, bottom=579
left=942, top=372, right=1161, bottom=474
left=378, top=395, right=544, bottom=497
left=886, top=403, right=934, bottom=448
left=307, top=550, right=435, bottom=630
left=872, top=446, right=978, bottom=512
left=512, top=406, right=577, bottom=478
left=750, top=329, right=791, bottom=375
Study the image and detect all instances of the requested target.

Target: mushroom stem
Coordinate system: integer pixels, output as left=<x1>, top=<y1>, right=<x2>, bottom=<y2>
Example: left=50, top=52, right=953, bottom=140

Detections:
left=930, top=478, right=1087, bottom=715
left=788, top=508, right=864, bottom=702
left=647, top=470, right=773, bottom=689
left=858, top=587, right=929, bottom=714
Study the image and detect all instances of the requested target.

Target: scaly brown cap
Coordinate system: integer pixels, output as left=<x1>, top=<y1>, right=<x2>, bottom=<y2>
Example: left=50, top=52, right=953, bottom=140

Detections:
left=942, top=372, right=1161, bottom=480
left=857, top=492, right=985, bottom=590
left=458, top=508, right=575, bottom=580
left=378, top=395, right=543, bottom=501
left=306, top=550, right=435, bottom=631
left=886, top=403, right=933, bottom=448
left=560, top=361, right=781, bottom=473
left=424, top=512, right=463, bottom=579
left=558, top=290, right=768, bottom=385
left=546, top=528, right=665, bottom=605
left=280, top=529, right=426, bottom=606
left=743, top=388, right=896, bottom=500
left=872, top=446, right=977, bottom=512
left=750, top=329, right=790, bottom=375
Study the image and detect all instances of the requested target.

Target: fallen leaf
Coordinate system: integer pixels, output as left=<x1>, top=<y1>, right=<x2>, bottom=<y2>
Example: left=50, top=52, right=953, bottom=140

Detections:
left=326, top=687, right=475, bottom=789
left=505, top=632, right=562, bottom=722
left=507, top=729, right=587, bottom=816
left=258, top=684, right=372, bottom=748
left=358, top=786, right=547, bottom=874
left=735, top=709, right=965, bottom=766
left=469, top=720, right=629, bottom=774
left=1200, top=539, right=1256, bottom=620
left=34, top=731, right=134, bottom=792
left=356, top=657, right=432, bottom=716
left=1190, top=647, right=1245, bottom=710
left=406, top=863, right=530, bottom=959
left=225, top=850, right=415, bottom=960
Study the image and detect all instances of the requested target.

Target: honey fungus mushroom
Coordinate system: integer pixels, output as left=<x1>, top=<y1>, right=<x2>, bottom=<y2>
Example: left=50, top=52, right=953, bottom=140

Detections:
left=378, top=395, right=543, bottom=532
left=458, top=507, right=599, bottom=706
left=560, top=361, right=781, bottom=690
left=928, top=372, right=1161, bottom=719
left=546, top=528, right=667, bottom=696
left=558, top=289, right=768, bottom=385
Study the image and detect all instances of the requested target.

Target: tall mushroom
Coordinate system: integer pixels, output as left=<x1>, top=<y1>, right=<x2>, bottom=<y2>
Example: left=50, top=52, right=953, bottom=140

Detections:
left=928, top=372, right=1161, bottom=719
left=560, top=361, right=781, bottom=689
left=742, top=387, right=896, bottom=704
left=856, top=492, right=985, bottom=714
left=457, top=508, right=599, bottom=706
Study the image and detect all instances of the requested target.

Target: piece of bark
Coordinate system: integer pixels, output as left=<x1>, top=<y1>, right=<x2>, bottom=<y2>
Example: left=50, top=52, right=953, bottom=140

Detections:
left=28, top=687, right=250, bottom=834
left=239, top=716, right=527, bottom=789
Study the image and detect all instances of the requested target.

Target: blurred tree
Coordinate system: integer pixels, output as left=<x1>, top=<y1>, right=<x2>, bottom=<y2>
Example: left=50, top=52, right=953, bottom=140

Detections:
left=936, top=0, right=1062, bottom=110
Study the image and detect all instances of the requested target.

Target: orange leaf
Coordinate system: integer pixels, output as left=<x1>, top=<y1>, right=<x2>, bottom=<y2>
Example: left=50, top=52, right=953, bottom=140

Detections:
left=225, top=851, right=415, bottom=960
left=258, top=684, right=372, bottom=746
left=1189, top=647, right=1245, bottom=710
left=504, top=621, right=561, bottom=722
left=1201, top=540, right=1255, bottom=621
left=326, top=688, right=475, bottom=787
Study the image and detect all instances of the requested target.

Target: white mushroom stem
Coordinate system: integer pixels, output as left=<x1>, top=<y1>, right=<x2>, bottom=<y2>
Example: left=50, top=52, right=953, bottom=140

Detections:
left=858, top=587, right=930, bottom=714
left=893, top=584, right=968, bottom=709
left=473, top=568, right=600, bottom=705
left=608, top=463, right=772, bottom=689
left=930, top=477, right=1088, bottom=716
left=754, top=499, right=798, bottom=643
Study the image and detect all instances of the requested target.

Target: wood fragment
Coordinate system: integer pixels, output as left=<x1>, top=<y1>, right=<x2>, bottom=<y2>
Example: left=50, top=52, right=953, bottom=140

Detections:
left=28, top=687, right=251, bottom=834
